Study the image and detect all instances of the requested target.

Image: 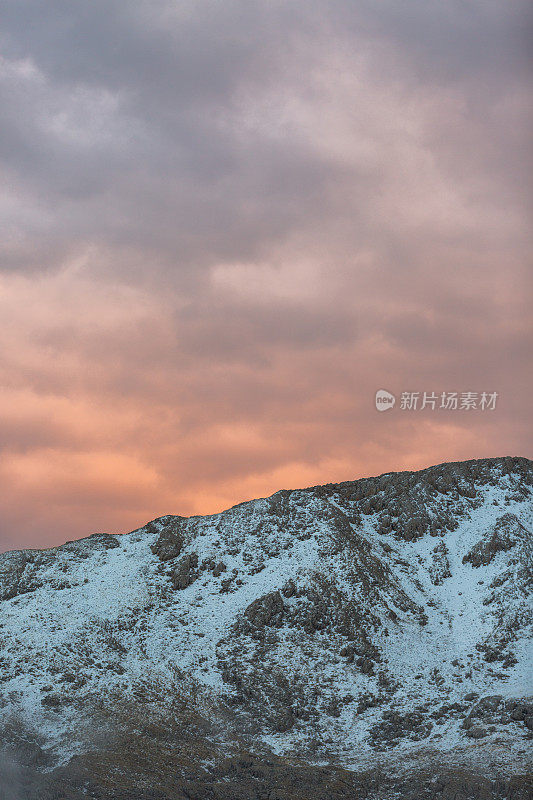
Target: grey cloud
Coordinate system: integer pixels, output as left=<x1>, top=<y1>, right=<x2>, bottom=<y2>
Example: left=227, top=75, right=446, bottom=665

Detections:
left=176, top=298, right=359, bottom=364
left=1, top=0, right=528, bottom=281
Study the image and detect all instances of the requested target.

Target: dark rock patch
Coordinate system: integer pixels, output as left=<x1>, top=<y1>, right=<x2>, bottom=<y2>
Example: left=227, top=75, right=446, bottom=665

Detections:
left=171, top=553, right=199, bottom=590
left=244, top=591, right=284, bottom=627
left=150, top=518, right=186, bottom=562
left=463, top=514, right=528, bottom=568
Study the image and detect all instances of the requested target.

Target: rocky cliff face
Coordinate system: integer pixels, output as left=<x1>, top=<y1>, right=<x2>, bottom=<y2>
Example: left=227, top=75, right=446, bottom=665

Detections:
left=0, top=456, right=532, bottom=799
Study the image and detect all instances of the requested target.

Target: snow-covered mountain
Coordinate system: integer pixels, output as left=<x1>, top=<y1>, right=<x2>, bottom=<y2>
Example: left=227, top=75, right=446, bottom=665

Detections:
left=1, top=456, right=532, bottom=799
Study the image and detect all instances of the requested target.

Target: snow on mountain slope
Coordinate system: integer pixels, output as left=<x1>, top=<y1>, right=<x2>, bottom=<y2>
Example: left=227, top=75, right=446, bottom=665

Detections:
left=0, top=456, right=531, bottom=776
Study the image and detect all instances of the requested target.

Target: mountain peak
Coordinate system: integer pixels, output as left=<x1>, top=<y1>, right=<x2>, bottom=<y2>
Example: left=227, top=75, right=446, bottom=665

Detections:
left=1, top=456, right=532, bottom=798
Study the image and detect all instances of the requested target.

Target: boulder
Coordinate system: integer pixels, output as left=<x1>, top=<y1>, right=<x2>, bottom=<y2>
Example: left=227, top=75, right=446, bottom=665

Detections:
left=150, top=521, right=185, bottom=562
left=244, top=591, right=284, bottom=627
left=466, top=726, right=488, bottom=739
left=272, top=709, right=295, bottom=732
left=281, top=579, right=296, bottom=598
left=171, top=553, right=198, bottom=590
left=510, top=703, right=533, bottom=722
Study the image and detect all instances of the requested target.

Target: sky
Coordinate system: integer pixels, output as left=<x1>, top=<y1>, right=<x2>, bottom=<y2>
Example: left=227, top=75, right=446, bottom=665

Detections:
left=0, top=0, right=531, bottom=551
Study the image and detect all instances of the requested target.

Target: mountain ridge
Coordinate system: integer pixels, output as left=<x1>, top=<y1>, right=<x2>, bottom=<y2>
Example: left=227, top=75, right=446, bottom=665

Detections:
left=0, top=455, right=532, bottom=799
left=3, top=455, right=525, bottom=558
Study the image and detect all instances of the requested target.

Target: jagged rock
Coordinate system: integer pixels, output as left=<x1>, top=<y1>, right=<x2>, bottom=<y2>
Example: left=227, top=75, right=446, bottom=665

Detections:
left=0, top=551, right=29, bottom=600
left=244, top=591, right=284, bottom=627
left=282, top=578, right=296, bottom=598
left=150, top=519, right=185, bottom=561
left=370, top=709, right=433, bottom=747
left=272, top=709, right=295, bottom=732
left=509, top=702, right=533, bottom=722
left=463, top=514, right=526, bottom=568
left=40, top=694, right=63, bottom=708
left=466, top=726, right=488, bottom=739
left=84, top=533, right=120, bottom=550
left=476, top=695, right=502, bottom=713
left=171, top=552, right=198, bottom=590
left=59, top=533, right=121, bottom=557
left=358, top=657, right=375, bottom=675
left=429, top=541, right=452, bottom=585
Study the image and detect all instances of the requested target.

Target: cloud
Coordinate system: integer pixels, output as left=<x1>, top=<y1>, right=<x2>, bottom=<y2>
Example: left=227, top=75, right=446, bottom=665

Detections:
left=0, top=1, right=530, bottom=550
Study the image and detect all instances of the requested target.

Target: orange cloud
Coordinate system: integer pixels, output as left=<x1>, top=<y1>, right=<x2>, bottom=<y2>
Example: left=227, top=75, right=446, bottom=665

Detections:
left=0, top=2, right=531, bottom=550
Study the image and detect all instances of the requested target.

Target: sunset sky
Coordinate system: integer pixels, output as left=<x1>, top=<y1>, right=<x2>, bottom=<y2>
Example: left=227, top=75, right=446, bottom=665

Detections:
left=1, top=1, right=531, bottom=551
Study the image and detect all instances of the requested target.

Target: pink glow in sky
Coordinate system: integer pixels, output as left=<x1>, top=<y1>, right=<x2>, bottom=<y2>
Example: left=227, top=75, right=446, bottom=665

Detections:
left=0, top=1, right=531, bottom=550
